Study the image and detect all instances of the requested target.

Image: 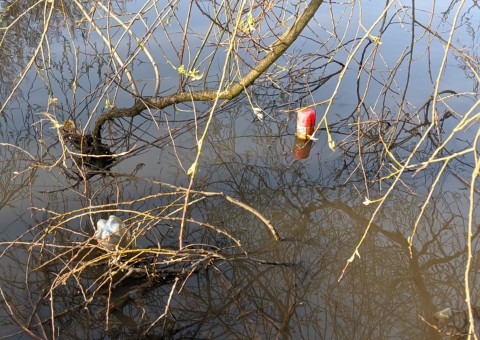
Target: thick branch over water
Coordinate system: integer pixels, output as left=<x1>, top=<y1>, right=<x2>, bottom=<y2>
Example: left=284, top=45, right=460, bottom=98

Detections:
left=92, top=0, right=324, bottom=143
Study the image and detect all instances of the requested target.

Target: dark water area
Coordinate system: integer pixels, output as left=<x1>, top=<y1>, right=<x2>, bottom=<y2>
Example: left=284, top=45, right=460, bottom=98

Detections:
left=1, top=1, right=480, bottom=339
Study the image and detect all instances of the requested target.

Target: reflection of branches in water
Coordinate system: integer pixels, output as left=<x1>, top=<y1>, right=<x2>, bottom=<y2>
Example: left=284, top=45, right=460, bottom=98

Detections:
left=315, top=6, right=480, bottom=332
left=330, top=90, right=468, bottom=185
left=0, top=147, right=35, bottom=213
left=194, top=111, right=480, bottom=337
left=1, top=124, right=478, bottom=338
left=3, top=0, right=330, bottom=168
left=1, top=0, right=480, bottom=338
left=0, top=229, right=291, bottom=338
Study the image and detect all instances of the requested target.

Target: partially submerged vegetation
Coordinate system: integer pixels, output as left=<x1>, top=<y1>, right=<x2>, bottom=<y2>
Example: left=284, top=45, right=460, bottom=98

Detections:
left=1, top=0, right=480, bottom=338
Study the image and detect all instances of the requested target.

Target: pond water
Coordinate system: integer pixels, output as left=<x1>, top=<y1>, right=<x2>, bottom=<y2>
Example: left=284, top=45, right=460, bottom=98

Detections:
left=1, top=1, right=480, bottom=339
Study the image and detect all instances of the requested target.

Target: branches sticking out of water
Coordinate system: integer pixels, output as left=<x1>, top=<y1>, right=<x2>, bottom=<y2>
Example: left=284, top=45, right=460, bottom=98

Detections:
left=0, top=180, right=282, bottom=337
left=89, top=0, right=325, bottom=145
left=2, top=242, right=233, bottom=338
left=326, top=8, right=480, bottom=335
left=3, top=0, right=480, bottom=337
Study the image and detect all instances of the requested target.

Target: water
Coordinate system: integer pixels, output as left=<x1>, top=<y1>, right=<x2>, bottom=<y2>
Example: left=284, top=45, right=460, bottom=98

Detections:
left=1, top=1, right=479, bottom=338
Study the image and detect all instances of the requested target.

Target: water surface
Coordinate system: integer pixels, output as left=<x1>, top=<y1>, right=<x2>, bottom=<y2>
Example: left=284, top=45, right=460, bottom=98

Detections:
left=0, top=1, right=479, bottom=338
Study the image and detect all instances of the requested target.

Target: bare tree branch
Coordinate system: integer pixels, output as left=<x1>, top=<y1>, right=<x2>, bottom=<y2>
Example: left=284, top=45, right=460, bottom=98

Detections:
left=92, top=0, right=324, bottom=143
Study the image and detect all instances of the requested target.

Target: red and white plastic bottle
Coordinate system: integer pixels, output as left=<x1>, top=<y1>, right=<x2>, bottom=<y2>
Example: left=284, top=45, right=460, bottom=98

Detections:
left=296, top=108, right=316, bottom=139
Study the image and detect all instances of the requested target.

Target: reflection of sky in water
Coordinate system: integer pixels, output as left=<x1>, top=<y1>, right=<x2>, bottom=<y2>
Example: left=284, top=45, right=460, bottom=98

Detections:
left=0, top=1, right=479, bottom=338
left=1, top=0, right=477, bottom=233
left=1, top=2, right=476, bottom=235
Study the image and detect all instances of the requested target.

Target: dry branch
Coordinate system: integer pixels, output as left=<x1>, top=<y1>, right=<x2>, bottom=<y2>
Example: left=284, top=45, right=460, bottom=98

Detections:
left=91, top=0, right=324, bottom=143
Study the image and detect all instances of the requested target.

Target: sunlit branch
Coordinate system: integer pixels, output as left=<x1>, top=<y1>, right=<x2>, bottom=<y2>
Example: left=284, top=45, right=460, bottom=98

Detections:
left=92, top=0, right=324, bottom=143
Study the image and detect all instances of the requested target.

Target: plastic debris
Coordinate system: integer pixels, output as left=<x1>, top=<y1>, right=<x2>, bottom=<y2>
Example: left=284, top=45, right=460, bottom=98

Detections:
left=433, top=307, right=453, bottom=320
left=95, top=215, right=133, bottom=250
left=296, top=108, right=316, bottom=139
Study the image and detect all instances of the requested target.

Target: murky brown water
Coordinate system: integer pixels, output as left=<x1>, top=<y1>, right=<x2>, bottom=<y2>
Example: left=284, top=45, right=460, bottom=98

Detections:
left=1, top=1, right=480, bottom=339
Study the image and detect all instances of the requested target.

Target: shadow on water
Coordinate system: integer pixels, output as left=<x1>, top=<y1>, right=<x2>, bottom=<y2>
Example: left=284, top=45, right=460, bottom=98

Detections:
left=1, top=1, right=480, bottom=339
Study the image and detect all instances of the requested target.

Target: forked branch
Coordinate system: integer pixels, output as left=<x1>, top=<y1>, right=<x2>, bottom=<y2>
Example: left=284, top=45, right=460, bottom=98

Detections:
left=92, top=0, right=324, bottom=143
